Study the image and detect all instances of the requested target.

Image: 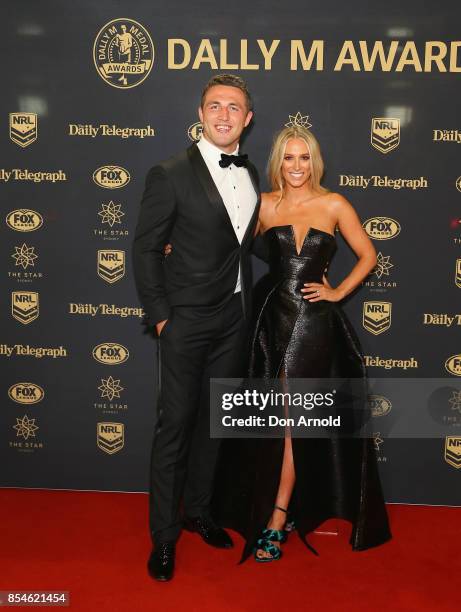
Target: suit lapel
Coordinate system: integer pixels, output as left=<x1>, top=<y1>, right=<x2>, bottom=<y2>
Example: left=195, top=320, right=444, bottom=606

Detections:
left=187, top=143, right=261, bottom=246
left=187, top=144, right=237, bottom=240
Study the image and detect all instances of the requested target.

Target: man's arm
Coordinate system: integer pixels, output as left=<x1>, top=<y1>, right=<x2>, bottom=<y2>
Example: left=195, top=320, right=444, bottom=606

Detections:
left=133, top=166, right=176, bottom=328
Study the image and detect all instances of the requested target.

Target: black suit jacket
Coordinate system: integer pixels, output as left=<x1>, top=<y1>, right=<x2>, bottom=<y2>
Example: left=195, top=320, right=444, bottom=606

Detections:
left=133, top=143, right=261, bottom=326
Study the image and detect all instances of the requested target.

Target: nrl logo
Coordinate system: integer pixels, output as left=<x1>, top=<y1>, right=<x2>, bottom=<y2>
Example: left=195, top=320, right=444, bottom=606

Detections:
left=8, top=382, right=44, bottom=405
left=444, top=436, right=461, bottom=469
left=97, top=249, right=125, bottom=283
left=363, top=301, right=392, bottom=335
left=371, top=118, right=400, bottom=154
left=11, top=291, right=39, bottom=324
left=9, top=113, right=37, bottom=148
left=187, top=122, right=203, bottom=142
left=93, top=165, right=130, bottom=189
left=97, top=422, right=124, bottom=454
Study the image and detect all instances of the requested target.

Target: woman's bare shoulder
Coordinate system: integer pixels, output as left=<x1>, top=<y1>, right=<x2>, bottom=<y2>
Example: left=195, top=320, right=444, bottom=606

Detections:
left=261, top=191, right=281, bottom=208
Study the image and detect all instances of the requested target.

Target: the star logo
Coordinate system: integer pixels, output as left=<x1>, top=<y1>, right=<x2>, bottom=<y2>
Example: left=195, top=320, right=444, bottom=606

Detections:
left=285, top=112, right=312, bottom=129
left=98, top=201, right=125, bottom=227
left=373, top=432, right=384, bottom=451
left=13, top=415, right=39, bottom=440
left=98, top=376, right=124, bottom=401
left=449, top=390, right=461, bottom=414
left=373, top=252, right=394, bottom=279
left=11, top=244, right=38, bottom=270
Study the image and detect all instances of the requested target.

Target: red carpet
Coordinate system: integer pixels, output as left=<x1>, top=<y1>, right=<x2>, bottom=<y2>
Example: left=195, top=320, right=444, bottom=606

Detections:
left=0, top=489, right=459, bottom=611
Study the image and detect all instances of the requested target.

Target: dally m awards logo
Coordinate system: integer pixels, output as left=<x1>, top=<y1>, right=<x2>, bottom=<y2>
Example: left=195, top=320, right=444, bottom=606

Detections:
left=363, top=301, right=392, bottom=335
left=11, top=291, right=39, bottom=324
left=363, top=217, right=401, bottom=240
left=371, top=118, right=400, bottom=154
left=93, top=166, right=130, bottom=189
left=369, top=395, right=392, bottom=417
left=455, top=259, right=461, bottom=288
left=97, top=422, right=124, bottom=454
left=93, top=343, right=129, bottom=365
left=444, top=436, right=461, bottom=469
left=97, top=250, right=125, bottom=283
left=188, top=122, right=203, bottom=142
left=93, top=19, right=154, bottom=89
left=445, top=355, right=461, bottom=377
left=9, top=113, right=37, bottom=148
left=6, top=209, right=43, bottom=232
left=8, top=383, right=44, bottom=405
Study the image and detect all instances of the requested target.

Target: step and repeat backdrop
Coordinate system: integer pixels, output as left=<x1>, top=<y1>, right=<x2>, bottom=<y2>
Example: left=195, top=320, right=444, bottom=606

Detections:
left=1, top=1, right=460, bottom=504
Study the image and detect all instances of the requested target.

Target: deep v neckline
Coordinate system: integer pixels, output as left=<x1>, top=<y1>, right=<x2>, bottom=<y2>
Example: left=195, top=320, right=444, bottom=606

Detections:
left=264, top=224, right=335, bottom=256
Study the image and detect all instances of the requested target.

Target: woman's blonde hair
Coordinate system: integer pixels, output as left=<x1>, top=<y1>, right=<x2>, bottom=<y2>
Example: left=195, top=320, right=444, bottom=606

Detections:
left=267, top=125, right=328, bottom=200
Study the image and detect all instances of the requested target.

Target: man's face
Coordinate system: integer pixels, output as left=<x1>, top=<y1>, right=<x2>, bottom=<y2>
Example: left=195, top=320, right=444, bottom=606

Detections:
left=198, top=85, right=253, bottom=153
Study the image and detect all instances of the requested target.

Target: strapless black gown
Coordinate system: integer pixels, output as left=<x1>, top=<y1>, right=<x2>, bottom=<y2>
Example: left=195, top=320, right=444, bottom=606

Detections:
left=212, top=226, right=391, bottom=561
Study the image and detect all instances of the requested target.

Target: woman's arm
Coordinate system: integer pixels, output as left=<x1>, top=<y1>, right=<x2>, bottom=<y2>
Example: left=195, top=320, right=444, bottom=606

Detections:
left=302, top=194, right=376, bottom=302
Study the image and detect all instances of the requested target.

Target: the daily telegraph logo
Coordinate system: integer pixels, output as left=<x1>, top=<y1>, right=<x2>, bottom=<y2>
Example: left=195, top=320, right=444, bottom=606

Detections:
left=363, top=301, right=392, bottom=335
left=11, top=291, right=39, bottom=324
left=455, top=259, right=461, bottom=288
left=6, top=209, right=43, bottom=232
left=363, top=217, right=401, bottom=240
left=187, top=122, right=203, bottom=142
left=444, top=436, right=461, bottom=469
left=93, top=19, right=154, bottom=89
left=369, top=395, right=392, bottom=417
left=69, top=123, right=154, bottom=138
left=433, top=130, right=461, bottom=144
left=9, top=113, right=37, bottom=148
left=93, top=166, right=130, bottom=189
left=371, top=118, right=400, bottom=154
left=97, top=422, right=124, bottom=454
left=8, top=383, right=44, bottom=405
left=92, top=343, right=129, bottom=365
left=445, top=355, right=461, bottom=377
left=97, top=250, right=125, bottom=283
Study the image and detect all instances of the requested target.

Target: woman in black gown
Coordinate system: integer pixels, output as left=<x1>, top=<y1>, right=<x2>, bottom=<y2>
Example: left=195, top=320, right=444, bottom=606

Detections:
left=213, top=124, right=391, bottom=561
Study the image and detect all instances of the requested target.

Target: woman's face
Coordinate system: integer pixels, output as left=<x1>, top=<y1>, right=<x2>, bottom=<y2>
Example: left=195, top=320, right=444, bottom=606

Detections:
left=281, top=138, right=312, bottom=189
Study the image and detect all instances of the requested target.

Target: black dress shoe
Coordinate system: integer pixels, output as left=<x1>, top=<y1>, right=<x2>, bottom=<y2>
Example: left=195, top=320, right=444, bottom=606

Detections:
left=183, top=516, right=233, bottom=549
left=147, top=542, right=175, bottom=581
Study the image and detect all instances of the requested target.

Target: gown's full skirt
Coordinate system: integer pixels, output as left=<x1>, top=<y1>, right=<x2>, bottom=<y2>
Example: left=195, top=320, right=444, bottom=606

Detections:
left=212, top=226, right=391, bottom=560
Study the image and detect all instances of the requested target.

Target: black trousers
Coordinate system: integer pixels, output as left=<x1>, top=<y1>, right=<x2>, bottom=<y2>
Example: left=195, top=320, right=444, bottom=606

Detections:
left=150, top=293, right=246, bottom=544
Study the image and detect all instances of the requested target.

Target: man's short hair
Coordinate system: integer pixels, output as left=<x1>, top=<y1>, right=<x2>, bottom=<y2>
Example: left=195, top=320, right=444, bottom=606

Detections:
left=200, top=74, right=253, bottom=112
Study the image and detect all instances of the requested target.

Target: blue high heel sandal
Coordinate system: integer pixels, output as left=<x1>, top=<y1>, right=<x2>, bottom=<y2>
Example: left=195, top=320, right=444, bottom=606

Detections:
left=254, top=505, right=289, bottom=562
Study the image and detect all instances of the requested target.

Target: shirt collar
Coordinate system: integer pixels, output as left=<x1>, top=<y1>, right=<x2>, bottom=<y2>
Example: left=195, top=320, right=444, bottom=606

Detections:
left=197, top=135, right=239, bottom=169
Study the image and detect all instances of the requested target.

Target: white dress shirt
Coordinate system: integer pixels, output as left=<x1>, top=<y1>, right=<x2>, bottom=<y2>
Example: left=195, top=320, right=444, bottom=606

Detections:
left=197, top=136, right=257, bottom=293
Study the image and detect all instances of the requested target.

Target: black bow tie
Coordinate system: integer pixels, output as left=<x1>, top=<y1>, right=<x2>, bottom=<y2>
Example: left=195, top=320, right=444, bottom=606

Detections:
left=219, top=153, right=248, bottom=168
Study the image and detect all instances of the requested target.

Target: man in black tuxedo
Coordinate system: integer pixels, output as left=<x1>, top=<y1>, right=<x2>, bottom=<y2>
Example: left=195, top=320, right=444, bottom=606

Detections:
left=133, top=74, right=260, bottom=581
